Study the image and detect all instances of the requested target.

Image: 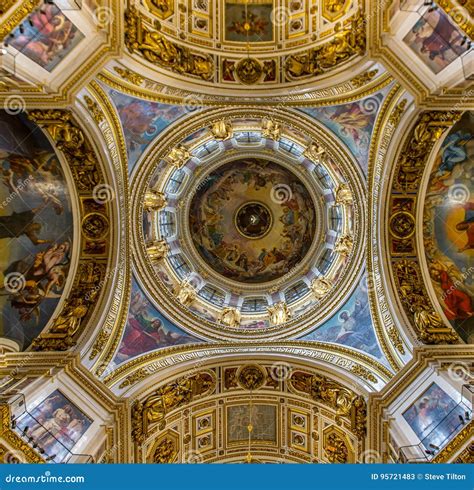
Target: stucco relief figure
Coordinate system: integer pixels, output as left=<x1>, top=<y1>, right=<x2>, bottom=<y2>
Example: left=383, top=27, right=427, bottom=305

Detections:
left=267, top=301, right=290, bottom=326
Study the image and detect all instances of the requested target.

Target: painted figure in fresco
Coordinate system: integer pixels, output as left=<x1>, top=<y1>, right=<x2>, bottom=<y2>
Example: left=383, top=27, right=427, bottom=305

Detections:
left=3, top=241, right=70, bottom=322
left=423, top=113, right=474, bottom=343
left=116, top=287, right=196, bottom=362
left=429, top=264, right=474, bottom=321
left=19, top=390, right=91, bottom=461
left=11, top=4, right=82, bottom=71
left=2, top=153, right=65, bottom=213
left=411, top=9, right=463, bottom=63
left=0, top=208, right=50, bottom=245
left=115, top=98, right=185, bottom=152
left=190, top=159, right=316, bottom=283
left=327, top=103, right=372, bottom=146
left=228, top=10, right=269, bottom=37
left=439, top=131, right=471, bottom=173
left=402, top=383, right=462, bottom=446
left=303, top=278, right=382, bottom=359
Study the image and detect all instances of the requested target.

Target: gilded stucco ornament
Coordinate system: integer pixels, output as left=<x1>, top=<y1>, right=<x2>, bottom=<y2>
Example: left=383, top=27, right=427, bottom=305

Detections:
left=388, top=111, right=462, bottom=345
left=210, top=120, right=233, bottom=141
left=325, top=432, right=349, bottom=463
left=261, top=119, right=282, bottom=140
left=268, top=302, right=291, bottom=326
left=395, top=261, right=458, bottom=344
left=174, top=280, right=197, bottom=307
left=285, top=10, right=366, bottom=79
left=310, top=277, right=333, bottom=299
left=290, top=371, right=367, bottom=437
left=303, top=142, right=326, bottom=164
left=235, top=58, right=263, bottom=85
left=113, top=67, right=145, bottom=86
left=144, top=190, right=167, bottom=212
left=335, top=184, right=353, bottom=206
left=334, top=235, right=353, bottom=257
left=219, top=307, right=241, bottom=328
left=125, top=6, right=214, bottom=80
left=132, top=372, right=215, bottom=444
left=147, top=240, right=169, bottom=262
left=236, top=364, right=267, bottom=391
left=152, top=437, right=178, bottom=463
left=166, top=144, right=191, bottom=169
left=147, top=0, right=174, bottom=20
left=0, top=405, right=44, bottom=463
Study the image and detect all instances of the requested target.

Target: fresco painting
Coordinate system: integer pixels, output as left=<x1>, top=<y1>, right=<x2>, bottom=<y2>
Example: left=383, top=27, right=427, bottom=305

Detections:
left=113, top=278, right=201, bottom=365
left=423, top=111, right=474, bottom=344
left=300, top=91, right=386, bottom=174
left=10, top=4, right=84, bottom=72
left=403, top=8, right=468, bottom=74
left=190, top=158, right=316, bottom=283
left=16, top=390, right=92, bottom=463
left=0, top=111, right=73, bottom=350
left=106, top=89, right=188, bottom=172
left=301, top=272, right=384, bottom=361
left=225, top=2, right=273, bottom=42
left=402, top=382, right=464, bottom=449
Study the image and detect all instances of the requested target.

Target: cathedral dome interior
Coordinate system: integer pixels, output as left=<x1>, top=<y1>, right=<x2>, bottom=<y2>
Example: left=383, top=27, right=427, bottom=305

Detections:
left=0, top=0, right=472, bottom=472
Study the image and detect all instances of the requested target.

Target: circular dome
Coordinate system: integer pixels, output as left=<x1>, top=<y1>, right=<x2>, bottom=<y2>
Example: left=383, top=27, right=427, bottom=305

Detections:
left=132, top=108, right=366, bottom=341
left=188, top=158, right=317, bottom=284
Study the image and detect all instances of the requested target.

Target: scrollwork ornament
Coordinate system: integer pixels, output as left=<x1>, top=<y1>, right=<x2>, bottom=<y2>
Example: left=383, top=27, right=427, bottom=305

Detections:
left=325, top=432, right=349, bottom=463
left=132, top=373, right=215, bottom=443
left=394, top=260, right=458, bottom=344
left=285, top=10, right=366, bottom=79
left=235, top=58, right=263, bottom=85
left=125, top=7, right=214, bottom=80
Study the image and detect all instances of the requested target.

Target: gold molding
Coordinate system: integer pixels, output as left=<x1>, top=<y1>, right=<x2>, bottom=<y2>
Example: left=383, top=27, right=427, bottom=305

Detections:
left=103, top=64, right=392, bottom=106
left=432, top=421, right=474, bottom=463
left=0, top=404, right=44, bottom=464
left=0, top=0, right=40, bottom=41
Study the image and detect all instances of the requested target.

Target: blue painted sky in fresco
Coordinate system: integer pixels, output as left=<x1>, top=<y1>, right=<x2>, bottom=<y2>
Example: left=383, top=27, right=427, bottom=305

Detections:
left=299, top=85, right=393, bottom=175
left=105, top=87, right=189, bottom=173
left=300, top=271, right=388, bottom=366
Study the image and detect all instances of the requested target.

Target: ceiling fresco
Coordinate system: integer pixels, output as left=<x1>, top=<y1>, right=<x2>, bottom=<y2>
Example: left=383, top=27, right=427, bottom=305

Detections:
left=9, top=4, right=85, bottom=72
left=189, top=158, right=317, bottom=284
left=300, top=268, right=387, bottom=366
left=0, top=111, right=73, bottom=351
left=111, top=277, right=203, bottom=368
left=299, top=84, right=392, bottom=175
left=104, top=85, right=189, bottom=172
left=0, top=0, right=472, bottom=468
left=423, top=111, right=474, bottom=344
